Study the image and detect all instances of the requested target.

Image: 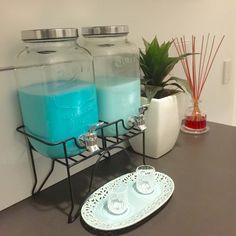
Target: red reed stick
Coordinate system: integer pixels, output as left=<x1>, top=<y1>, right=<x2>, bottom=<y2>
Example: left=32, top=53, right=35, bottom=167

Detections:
left=198, top=35, right=225, bottom=97
left=181, top=37, right=193, bottom=91
left=197, top=35, right=204, bottom=97
left=198, top=34, right=210, bottom=96
left=174, top=34, right=224, bottom=101
left=199, top=36, right=215, bottom=97
left=192, top=36, right=196, bottom=99
left=174, top=39, right=189, bottom=83
left=173, top=38, right=193, bottom=94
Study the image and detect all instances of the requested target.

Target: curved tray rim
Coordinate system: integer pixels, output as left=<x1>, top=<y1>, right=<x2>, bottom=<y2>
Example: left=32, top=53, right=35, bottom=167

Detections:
left=81, top=171, right=175, bottom=231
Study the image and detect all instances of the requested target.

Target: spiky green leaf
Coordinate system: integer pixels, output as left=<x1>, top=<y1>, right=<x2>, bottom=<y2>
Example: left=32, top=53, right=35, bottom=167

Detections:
left=168, top=76, right=191, bottom=94
left=140, top=36, right=192, bottom=98
left=144, top=84, right=162, bottom=103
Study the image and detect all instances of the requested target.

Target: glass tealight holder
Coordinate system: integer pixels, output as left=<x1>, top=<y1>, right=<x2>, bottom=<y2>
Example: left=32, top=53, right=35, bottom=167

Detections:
left=107, top=183, right=128, bottom=215
left=136, top=165, right=156, bottom=194
left=181, top=99, right=209, bottom=134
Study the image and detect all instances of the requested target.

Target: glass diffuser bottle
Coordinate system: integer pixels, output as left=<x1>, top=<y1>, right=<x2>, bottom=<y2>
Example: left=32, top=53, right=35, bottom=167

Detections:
left=182, top=99, right=208, bottom=134
left=174, top=34, right=225, bottom=135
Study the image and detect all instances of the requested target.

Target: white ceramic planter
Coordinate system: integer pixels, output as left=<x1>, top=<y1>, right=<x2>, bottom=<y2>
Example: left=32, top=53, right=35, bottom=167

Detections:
left=129, top=93, right=185, bottom=159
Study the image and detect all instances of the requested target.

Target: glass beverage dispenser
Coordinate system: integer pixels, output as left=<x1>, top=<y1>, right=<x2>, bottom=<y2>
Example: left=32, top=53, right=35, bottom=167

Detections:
left=15, top=28, right=98, bottom=158
left=80, top=25, right=140, bottom=136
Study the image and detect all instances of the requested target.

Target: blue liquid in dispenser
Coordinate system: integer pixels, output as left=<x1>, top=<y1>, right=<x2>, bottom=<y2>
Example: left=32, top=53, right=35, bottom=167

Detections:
left=18, top=80, right=98, bottom=158
left=96, top=77, right=140, bottom=136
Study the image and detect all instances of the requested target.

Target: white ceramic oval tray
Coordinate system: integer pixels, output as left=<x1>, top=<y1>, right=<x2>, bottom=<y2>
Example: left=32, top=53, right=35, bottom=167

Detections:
left=81, top=171, right=175, bottom=231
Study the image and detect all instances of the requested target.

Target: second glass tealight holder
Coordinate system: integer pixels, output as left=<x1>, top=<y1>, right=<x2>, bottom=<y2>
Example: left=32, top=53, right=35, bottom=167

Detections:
left=136, top=165, right=156, bottom=194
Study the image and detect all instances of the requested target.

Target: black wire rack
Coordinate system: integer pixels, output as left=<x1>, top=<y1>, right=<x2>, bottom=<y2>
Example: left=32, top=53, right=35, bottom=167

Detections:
left=16, top=119, right=146, bottom=223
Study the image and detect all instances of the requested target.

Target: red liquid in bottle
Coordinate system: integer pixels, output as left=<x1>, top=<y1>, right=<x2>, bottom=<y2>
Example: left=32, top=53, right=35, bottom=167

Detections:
left=184, top=115, right=206, bottom=130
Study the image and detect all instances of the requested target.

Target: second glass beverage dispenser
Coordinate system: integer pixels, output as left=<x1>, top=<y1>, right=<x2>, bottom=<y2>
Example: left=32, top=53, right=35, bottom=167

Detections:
left=81, top=25, right=141, bottom=136
left=15, top=28, right=98, bottom=158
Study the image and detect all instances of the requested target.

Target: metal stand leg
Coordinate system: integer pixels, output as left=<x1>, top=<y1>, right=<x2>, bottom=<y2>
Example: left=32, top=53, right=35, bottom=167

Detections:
left=87, top=146, right=131, bottom=194
left=64, top=155, right=76, bottom=223
left=87, top=151, right=108, bottom=194
left=28, top=140, right=78, bottom=223
left=104, top=150, right=111, bottom=159
left=28, top=140, right=55, bottom=196
left=62, top=143, right=81, bottom=223
left=142, top=132, right=146, bottom=165
left=28, top=141, right=38, bottom=196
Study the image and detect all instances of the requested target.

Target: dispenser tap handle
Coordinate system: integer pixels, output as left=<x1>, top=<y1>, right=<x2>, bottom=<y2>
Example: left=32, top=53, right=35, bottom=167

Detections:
left=78, top=122, right=104, bottom=153
left=88, top=122, right=104, bottom=133
left=139, top=104, right=149, bottom=115
left=128, top=114, right=147, bottom=131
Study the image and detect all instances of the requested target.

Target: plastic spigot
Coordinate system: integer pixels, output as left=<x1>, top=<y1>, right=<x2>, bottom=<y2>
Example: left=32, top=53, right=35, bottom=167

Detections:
left=128, top=105, right=149, bottom=131
left=139, top=104, right=149, bottom=115
left=78, top=122, right=104, bottom=153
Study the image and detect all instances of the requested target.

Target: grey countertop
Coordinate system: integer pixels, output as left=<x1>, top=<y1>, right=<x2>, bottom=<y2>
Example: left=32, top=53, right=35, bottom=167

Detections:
left=1, top=122, right=236, bottom=236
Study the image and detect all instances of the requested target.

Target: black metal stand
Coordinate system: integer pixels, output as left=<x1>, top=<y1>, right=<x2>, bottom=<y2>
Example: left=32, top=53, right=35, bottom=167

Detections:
left=16, top=119, right=146, bottom=223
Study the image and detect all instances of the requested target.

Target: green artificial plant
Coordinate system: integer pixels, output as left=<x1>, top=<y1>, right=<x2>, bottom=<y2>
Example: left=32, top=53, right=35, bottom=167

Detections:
left=140, top=36, right=190, bottom=102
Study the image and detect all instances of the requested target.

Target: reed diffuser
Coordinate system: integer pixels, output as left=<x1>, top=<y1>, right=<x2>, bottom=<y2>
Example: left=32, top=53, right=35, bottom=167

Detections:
left=174, top=34, right=225, bottom=134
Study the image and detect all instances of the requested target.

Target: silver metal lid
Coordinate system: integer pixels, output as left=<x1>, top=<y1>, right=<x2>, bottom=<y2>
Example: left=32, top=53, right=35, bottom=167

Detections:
left=21, top=28, right=78, bottom=42
left=81, top=25, right=129, bottom=37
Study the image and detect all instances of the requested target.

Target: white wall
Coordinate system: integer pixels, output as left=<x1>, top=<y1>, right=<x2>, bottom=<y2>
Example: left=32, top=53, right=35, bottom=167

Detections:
left=0, top=0, right=235, bottom=210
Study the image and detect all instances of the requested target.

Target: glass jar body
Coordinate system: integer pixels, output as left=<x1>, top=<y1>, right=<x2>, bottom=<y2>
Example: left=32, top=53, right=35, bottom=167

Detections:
left=81, top=35, right=140, bottom=136
left=15, top=39, right=98, bottom=158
